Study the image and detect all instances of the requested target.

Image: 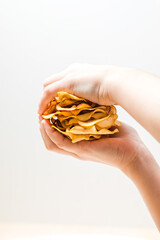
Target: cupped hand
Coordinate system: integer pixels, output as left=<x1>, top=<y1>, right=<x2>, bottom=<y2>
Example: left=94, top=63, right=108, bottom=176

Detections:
left=38, top=63, right=115, bottom=115
left=39, top=117, right=145, bottom=173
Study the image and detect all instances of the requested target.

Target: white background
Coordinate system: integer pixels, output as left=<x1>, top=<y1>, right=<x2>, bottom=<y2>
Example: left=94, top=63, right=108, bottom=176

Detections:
left=0, top=0, right=160, bottom=228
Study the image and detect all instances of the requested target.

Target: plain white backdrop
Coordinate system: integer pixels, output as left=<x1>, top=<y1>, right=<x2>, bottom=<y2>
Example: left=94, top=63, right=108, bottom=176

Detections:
left=0, top=0, right=160, bottom=228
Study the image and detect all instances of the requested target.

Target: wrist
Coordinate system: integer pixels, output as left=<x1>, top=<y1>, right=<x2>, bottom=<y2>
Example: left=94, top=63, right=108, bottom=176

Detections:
left=121, top=143, right=160, bottom=230
left=122, top=143, right=159, bottom=181
left=105, top=66, right=142, bottom=106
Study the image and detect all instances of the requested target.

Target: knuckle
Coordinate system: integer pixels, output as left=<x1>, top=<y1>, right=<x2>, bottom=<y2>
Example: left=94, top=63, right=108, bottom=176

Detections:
left=66, top=76, right=75, bottom=89
left=62, top=76, right=75, bottom=90
left=46, top=143, right=53, bottom=151
left=44, top=86, right=51, bottom=96
left=63, top=75, right=72, bottom=83
left=56, top=140, right=63, bottom=148
left=55, top=136, right=67, bottom=149
left=43, top=80, right=48, bottom=88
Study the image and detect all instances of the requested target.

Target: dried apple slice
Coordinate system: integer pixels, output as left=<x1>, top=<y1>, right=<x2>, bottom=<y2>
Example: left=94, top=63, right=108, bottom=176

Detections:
left=57, top=91, right=87, bottom=102
left=66, top=125, right=119, bottom=135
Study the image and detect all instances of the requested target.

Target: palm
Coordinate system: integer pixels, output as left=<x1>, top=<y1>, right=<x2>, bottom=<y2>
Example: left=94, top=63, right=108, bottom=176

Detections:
left=78, top=123, right=142, bottom=170
left=40, top=118, right=142, bottom=172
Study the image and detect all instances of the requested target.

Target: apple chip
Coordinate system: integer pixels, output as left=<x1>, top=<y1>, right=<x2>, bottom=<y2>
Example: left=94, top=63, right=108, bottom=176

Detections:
left=42, top=91, right=121, bottom=143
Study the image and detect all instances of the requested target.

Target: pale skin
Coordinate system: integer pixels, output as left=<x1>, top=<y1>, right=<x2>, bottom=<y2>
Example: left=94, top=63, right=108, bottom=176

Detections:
left=38, top=64, right=160, bottom=230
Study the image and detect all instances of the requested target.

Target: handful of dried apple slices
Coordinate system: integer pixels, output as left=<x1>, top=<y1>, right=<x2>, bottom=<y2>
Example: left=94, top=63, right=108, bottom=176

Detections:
left=42, top=92, right=121, bottom=143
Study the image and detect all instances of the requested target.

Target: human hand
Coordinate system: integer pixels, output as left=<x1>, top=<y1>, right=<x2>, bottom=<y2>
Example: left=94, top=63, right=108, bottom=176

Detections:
left=38, top=63, right=160, bottom=230
left=38, top=63, right=116, bottom=115
left=38, top=63, right=160, bottom=142
left=39, top=117, right=146, bottom=173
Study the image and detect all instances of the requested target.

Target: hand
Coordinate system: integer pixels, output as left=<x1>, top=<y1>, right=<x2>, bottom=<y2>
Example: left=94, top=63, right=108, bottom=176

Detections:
left=39, top=117, right=146, bottom=173
left=38, top=63, right=160, bottom=230
left=38, top=63, right=115, bottom=115
left=38, top=63, right=160, bottom=142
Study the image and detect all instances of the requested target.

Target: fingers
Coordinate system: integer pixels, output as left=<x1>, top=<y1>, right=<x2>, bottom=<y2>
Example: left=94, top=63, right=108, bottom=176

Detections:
left=43, top=64, right=79, bottom=88
left=39, top=118, right=80, bottom=159
left=42, top=119, right=82, bottom=154
left=39, top=119, right=55, bottom=150
left=43, top=69, right=68, bottom=88
left=39, top=118, right=65, bottom=153
left=38, top=78, right=74, bottom=115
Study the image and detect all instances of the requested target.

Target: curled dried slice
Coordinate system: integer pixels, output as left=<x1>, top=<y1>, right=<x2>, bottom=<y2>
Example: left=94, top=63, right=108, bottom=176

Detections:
left=57, top=91, right=87, bottom=102
left=76, top=108, right=107, bottom=121
left=43, top=113, right=56, bottom=119
left=56, top=103, right=91, bottom=111
left=43, top=100, right=56, bottom=115
left=96, top=114, right=118, bottom=128
left=71, top=134, right=101, bottom=143
left=77, top=114, right=117, bottom=128
left=92, top=112, right=107, bottom=119
left=59, top=99, right=81, bottom=107
left=66, top=125, right=119, bottom=135
left=72, top=105, right=108, bottom=116
left=110, top=105, right=117, bottom=114
left=114, top=120, right=121, bottom=126
left=42, top=111, right=72, bottom=119
left=56, top=104, right=77, bottom=111
left=51, top=125, right=102, bottom=143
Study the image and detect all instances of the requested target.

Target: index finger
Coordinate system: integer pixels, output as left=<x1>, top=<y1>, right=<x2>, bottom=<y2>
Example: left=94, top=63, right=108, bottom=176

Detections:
left=43, top=69, right=69, bottom=88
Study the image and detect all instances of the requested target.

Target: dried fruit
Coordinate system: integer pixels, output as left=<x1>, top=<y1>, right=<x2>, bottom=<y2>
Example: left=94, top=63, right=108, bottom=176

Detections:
left=42, top=92, right=121, bottom=143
